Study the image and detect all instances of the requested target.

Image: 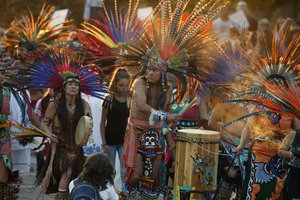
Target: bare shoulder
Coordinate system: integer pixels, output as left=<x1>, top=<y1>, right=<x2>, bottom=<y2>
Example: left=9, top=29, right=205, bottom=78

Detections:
left=213, top=103, right=227, bottom=114
left=47, top=101, right=57, bottom=110
left=45, top=101, right=57, bottom=118
left=132, top=78, right=147, bottom=94
left=133, top=78, right=146, bottom=88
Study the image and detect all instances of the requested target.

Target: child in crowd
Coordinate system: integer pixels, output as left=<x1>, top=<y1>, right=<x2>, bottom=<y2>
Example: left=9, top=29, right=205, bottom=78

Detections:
left=69, top=153, right=119, bottom=200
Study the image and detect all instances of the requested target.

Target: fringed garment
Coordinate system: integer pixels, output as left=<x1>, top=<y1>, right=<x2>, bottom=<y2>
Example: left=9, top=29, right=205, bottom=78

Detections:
left=38, top=109, right=85, bottom=194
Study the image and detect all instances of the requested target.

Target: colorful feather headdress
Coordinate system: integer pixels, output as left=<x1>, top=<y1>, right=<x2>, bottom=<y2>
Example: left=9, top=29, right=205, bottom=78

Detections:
left=0, top=53, right=14, bottom=72
left=21, top=48, right=107, bottom=99
left=77, top=0, right=143, bottom=65
left=236, top=21, right=300, bottom=87
left=249, top=82, right=300, bottom=118
left=224, top=21, right=300, bottom=125
left=209, top=41, right=248, bottom=88
left=115, top=0, right=225, bottom=103
left=2, top=4, right=71, bottom=53
left=0, top=52, right=32, bottom=124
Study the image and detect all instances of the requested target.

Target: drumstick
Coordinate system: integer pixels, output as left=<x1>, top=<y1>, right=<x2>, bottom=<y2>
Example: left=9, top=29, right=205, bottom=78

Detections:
left=29, top=124, right=58, bottom=142
left=168, top=97, right=198, bottom=128
left=179, top=97, right=198, bottom=117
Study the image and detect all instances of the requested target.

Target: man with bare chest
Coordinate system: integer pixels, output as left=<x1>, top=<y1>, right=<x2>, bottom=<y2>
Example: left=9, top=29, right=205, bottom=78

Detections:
left=209, top=102, right=251, bottom=199
left=123, top=67, right=180, bottom=199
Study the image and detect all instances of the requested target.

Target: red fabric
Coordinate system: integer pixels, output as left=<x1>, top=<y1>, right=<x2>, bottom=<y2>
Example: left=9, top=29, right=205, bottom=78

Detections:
left=122, top=118, right=163, bottom=182
left=181, top=104, right=198, bottom=120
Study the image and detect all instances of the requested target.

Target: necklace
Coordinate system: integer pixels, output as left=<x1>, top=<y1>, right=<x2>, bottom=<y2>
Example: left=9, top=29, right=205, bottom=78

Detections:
left=66, top=102, right=75, bottom=113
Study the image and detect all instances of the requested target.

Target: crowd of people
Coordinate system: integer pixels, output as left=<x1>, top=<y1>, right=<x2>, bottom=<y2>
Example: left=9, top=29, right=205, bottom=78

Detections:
left=0, top=0, right=300, bottom=200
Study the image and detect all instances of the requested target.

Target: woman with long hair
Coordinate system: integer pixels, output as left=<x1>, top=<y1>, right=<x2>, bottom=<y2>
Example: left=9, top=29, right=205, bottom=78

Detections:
left=100, top=68, right=130, bottom=193
left=39, top=75, right=92, bottom=199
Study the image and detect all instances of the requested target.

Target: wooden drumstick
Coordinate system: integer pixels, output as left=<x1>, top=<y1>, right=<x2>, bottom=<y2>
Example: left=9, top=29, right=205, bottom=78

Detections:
left=168, top=97, right=198, bottom=129
left=29, top=124, right=58, bottom=142
left=179, top=97, right=198, bottom=117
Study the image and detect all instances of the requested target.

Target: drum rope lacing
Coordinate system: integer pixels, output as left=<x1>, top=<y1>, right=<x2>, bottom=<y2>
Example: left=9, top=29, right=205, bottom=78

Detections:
left=178, top=139, right=235, bottom=158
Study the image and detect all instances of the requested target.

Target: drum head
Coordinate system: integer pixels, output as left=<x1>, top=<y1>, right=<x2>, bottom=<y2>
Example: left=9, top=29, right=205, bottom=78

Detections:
left=177, top=129, right=220, bottom=143
left=178, top=129, right=219, bottom=135
left=75, top=116, right=92, bottom=146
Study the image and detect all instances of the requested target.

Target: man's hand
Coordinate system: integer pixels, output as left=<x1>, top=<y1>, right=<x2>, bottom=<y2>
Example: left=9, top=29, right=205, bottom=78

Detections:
left=236, top=144, right=244, bottom=155
left=149, top=109, right=167, bottom=125
left=167, top=113, right=181, bottom=123
left=49, top=134, right=58, bottom=144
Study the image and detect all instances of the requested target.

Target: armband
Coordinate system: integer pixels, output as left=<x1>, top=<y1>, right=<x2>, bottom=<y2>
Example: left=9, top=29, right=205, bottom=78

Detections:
left=149, top=109, right=167, bottom=125
left=42, top=118, right=51, bottom=126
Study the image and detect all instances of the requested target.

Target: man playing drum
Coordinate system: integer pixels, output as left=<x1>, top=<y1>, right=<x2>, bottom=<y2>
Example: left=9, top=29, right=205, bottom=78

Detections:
left=209, top=94, right=251, bottom=200
left=123, top=65, right=181, bottom=199
left=207, top=40, right=252, bottom=199
left=117, top=1, right=220, bottom=198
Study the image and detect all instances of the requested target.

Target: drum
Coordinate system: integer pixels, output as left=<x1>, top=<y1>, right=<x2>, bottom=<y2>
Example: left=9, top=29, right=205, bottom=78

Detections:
left=75, top=116, right=93, bottom=146
left=174, top=129, right=220, bottom=199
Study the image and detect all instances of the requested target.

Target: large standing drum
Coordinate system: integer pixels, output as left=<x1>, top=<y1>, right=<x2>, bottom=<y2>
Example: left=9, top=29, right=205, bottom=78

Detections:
left=174, top=129, right=220, bottom=199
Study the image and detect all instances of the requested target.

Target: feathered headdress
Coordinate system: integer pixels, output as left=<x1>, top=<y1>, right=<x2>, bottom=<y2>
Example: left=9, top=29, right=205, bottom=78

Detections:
left=0, top=53, right=14, bottom=72
left=0, top=53, right=24, bottom=89
left=0, top=53, right=32, bottom=124
left=224, top=21, right=300, bottom=125
left=2, top=3, right=71, bottom=53
left=235, top=21, right=300, bottom=87
left=77, top=0, right=143, bottom=65
left=20, top=48, right=107, bottom=99
left=210, top=42, right=248, bottom=87
left=115, top=0, right=225, bottom=103
left=249, top=82, right=300, bottom=118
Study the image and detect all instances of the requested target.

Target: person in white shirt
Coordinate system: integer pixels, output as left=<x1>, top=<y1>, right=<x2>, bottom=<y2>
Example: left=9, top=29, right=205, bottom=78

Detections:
left=69, top=153, right=119, bottom=200
left=83, top=0, right=103, bottom=20
left=212, top=7, right=234, bottom=42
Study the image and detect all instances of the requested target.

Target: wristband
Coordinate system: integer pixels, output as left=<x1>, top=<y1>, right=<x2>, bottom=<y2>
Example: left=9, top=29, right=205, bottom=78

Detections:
left=149, top=109, right=168, bottom=125
left=153, top=111, right=167, bottom=121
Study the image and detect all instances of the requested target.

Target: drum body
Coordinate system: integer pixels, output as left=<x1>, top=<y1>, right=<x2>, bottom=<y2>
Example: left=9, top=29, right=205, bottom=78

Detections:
left=174, top=129, right=220, bottom=199
left=75, top=116, right=93, bottom=146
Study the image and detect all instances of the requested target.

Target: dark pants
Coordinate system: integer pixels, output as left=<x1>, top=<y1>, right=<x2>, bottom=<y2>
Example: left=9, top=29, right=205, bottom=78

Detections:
left=36, top=151, right=44, bottom=179
left=286, top=166, right=300, bottom=200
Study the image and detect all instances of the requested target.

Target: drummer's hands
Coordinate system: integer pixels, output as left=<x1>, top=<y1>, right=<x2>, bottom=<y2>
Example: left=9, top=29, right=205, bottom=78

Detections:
left=236, top=144, right=244, bottom=155
left=49, top=134, right=58, bottom=144
left=167, top=113, right=181, bottom=123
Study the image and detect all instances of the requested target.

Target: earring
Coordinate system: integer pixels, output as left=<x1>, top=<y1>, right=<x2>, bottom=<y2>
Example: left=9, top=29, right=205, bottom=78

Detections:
left=162, top=73, right=167, bottom=92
